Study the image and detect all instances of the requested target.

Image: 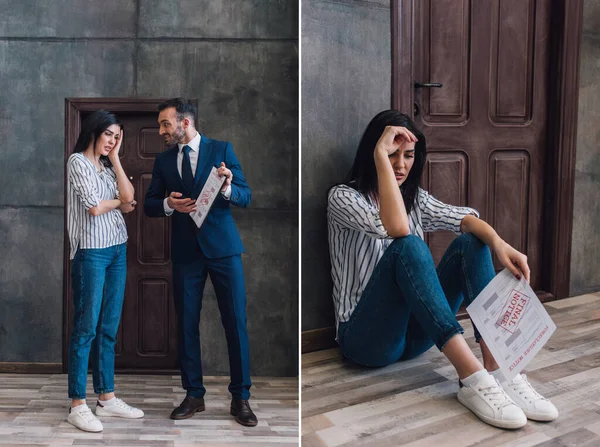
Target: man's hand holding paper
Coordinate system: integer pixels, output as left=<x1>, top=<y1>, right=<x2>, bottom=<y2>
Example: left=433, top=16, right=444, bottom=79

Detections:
left=189, top=166, right=226, bottom=228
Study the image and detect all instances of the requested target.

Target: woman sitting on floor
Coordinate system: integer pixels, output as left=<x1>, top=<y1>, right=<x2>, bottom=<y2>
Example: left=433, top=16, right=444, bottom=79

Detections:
left=327, top=110, right=558, bottom=429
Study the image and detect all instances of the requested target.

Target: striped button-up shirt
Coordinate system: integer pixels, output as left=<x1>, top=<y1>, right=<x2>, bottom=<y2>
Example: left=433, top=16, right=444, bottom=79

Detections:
left=67, top=153, right=128, bottom=259
left=327, top=183, right=479, bottom=327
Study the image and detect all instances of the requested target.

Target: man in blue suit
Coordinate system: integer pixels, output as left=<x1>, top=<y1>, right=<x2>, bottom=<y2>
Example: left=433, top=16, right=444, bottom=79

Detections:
left=144, top=98, right=257, bottom=426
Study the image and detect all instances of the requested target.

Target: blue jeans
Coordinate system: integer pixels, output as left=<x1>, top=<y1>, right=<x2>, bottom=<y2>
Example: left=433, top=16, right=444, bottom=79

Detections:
left=68, top=243, right=127, bottom=399
left=338, top=233, right=495, bottom=367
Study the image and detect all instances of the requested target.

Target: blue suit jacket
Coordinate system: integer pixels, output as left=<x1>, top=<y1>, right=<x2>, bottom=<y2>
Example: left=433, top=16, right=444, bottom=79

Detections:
left=144, top=135, right=251, bottom=263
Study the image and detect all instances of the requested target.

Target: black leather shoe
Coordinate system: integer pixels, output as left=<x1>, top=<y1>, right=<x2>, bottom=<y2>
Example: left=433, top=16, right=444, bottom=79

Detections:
left=170, top=396, right=205, bottom=420
left=230, top=399, right=258, bottom=427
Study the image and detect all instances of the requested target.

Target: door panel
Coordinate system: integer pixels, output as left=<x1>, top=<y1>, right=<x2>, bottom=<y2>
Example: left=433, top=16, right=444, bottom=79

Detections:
left=138, top=174, right=170, bottom=264
left=117, top=113, right=177, bottom=370
left=490, top=0, right=535, bottom=123
left=487, top=150, right=531, bottom=259
left=413, top=0, right=550, bottom=290
left=418, top=0, right=470, bottom=123
left=137, top=279, right=170, bottom=355
left=421, top=151, right=469, bottom=265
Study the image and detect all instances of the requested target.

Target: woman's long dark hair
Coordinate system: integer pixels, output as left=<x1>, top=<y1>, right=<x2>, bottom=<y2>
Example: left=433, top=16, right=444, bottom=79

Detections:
left=73, top=110, right=123, bottom=167
left=346, top=110, right=426, bottom=214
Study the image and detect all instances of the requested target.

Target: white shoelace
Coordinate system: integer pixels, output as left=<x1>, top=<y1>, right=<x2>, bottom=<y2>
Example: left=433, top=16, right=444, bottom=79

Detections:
left=114, top=398, right=134, bottom=411
left=478, top=380, right=514, bottom=409
left=77, top=406, right=97, bottom=422
left=509, top=374, right=545, bottom=402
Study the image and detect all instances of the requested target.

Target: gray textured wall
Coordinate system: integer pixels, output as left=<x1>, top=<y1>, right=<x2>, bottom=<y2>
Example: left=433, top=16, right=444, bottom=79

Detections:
left=301, top=0, right=391, bottom=331
left=0, top=0, right=298, bottom=377
left=570, top=0, right=600, bottom=296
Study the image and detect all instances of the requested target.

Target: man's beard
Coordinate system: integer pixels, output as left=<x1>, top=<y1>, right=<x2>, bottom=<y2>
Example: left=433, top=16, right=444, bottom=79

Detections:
left=165, top=125, right=185, bottom=145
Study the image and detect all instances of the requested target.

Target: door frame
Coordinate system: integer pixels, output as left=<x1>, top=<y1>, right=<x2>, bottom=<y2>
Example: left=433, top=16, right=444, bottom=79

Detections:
left=391, top=0, right=583, bottom=302
left=62, top=98, right=183, bottom=373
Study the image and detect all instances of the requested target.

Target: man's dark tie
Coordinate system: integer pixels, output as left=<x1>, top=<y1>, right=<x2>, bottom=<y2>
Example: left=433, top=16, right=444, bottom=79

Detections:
left=182, top=145, right=194, bottom=192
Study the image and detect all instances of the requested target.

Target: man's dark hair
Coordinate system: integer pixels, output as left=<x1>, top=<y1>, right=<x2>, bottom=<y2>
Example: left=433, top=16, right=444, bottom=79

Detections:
left=158, top=98, right=197, bottom=126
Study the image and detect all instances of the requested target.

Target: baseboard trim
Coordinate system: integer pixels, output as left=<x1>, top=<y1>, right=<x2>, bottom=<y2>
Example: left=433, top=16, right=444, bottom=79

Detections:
left=536, top=290, right=556, bottom=303
left=0, top=362, right=182, bottom=375
left=114, top=369, right=180, bottom=375
left=0, top=362, right=63, bottom=374
left=302, top=327, right=337, bottom=353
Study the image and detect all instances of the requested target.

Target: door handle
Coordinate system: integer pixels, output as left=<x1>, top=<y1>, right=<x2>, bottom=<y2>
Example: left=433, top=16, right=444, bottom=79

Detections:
left=414, top=81, right=443, bottom=88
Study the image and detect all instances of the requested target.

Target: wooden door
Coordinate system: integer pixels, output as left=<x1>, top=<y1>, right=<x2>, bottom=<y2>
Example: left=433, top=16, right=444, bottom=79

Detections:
left=114, top=112, right=177, bottom=371
left=410, top=1, right=550, bottom=293
left=63, top=99, right=186, bottom=372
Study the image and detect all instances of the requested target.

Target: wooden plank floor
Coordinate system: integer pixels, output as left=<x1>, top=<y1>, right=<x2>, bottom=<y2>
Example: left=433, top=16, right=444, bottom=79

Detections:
left=0, top=374, right=298, bottom=446
left=302, top=293, right=600, bottom=447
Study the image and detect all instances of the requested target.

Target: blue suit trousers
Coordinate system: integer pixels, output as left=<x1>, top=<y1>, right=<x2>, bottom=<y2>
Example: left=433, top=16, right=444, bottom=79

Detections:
left=172, top=244, right=251, bottom=400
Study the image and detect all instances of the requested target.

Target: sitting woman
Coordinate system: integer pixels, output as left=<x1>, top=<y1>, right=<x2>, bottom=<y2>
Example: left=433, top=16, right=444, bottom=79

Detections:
left=327, top=110, right=557, bottom=429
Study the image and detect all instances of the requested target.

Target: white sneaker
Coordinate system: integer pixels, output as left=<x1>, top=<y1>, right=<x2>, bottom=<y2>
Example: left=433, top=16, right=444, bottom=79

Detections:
left=95, top=397, right=144, bottom=419
left=68, top=404, right=103, bottom=432
left=457, top=373, right=527, bottom=429
left=501, top=374, right=558, bottom=421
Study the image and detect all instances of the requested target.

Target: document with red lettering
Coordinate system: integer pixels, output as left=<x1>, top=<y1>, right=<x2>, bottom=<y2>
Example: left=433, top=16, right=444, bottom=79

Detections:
left=189, top=167, right=226, bottom=229
left=466, top=268, right=556, bottom=382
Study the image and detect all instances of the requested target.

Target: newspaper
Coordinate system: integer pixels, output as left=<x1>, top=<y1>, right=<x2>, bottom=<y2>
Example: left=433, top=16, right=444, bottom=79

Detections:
left=466, top=268, right=556, bottom=382
left=189, top=167, right=226, bottom=228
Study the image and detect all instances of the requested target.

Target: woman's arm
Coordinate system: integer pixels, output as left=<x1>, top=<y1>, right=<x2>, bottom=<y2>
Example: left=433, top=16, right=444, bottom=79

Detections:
left=461, top=214, right=530, bottom=282
left=328, top=186, right=389, bottom=238
left=68, top=153, right=131, bottom=217
left=374, top=126, right=417, bottom=238
left=89, top=199, right=123, bottom=216
left=108, top=130, right=135, bottom=203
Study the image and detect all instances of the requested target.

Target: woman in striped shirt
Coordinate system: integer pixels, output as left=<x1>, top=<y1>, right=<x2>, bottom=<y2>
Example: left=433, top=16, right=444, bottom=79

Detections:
left=327, top=110, right=557, bottom=429
left=66, top=110, right=143, bottom=432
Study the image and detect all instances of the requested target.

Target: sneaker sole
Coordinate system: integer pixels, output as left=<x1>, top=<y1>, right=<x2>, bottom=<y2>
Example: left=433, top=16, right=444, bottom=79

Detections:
left=95, top=407, right=144, bottom=419
left=524, top=410, right=559, bottom=422
left=457, top=394, right=527, bottom=429
left=67, top=418, right=103, bottom=433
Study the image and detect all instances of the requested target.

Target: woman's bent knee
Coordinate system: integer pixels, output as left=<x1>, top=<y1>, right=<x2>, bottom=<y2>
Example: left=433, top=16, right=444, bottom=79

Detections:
left=453, top=233, right=490, bottom=255
left=458, top=232, right=480, bottom=244
left=390, top=234, right=428, bottom=254
left=387, top=235, right=434, bottom=269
